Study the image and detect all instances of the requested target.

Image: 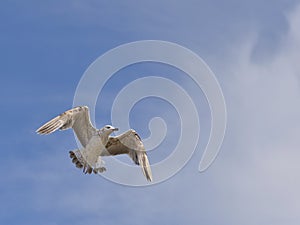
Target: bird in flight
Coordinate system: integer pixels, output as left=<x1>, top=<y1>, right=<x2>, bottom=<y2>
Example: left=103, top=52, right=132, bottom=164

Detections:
left=36, top=106, right=152, bottom=182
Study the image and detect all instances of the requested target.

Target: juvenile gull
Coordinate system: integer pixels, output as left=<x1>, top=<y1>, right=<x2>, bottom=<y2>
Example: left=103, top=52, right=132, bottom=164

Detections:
left=36, top=106, right=152, bottom=182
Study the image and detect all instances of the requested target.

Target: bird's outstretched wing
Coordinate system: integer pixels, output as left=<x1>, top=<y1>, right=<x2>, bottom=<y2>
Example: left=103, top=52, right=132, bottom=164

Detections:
left=105, top=130, right=153, bottom=181
left=36, top=106, right=96, bottom=147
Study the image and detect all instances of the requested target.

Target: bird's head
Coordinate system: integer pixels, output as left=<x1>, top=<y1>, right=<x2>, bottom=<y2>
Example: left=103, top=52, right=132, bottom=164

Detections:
left=99, top=125, right=119, bottom=135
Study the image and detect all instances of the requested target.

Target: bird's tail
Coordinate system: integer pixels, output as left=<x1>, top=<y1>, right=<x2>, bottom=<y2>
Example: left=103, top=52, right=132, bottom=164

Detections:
left=69, top=150, right=94, bottom=174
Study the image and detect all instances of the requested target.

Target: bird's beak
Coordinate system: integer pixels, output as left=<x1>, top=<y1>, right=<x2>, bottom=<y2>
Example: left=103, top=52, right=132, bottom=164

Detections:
left=113, top=127, right=119, bottom=131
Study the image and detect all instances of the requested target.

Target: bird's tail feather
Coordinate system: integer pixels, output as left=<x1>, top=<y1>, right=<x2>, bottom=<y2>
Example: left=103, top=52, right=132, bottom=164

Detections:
left=69, top=150, right=94, bottom=174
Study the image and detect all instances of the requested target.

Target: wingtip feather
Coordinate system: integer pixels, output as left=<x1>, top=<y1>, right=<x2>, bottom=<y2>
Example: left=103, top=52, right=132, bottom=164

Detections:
left=141, top=153, right=153, bottom=182
left=36, top=115, right=63, bottom=135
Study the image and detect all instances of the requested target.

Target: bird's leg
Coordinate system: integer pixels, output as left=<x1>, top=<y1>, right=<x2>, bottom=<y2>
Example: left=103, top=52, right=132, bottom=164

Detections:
left=93, top=156, right=106, bottom=174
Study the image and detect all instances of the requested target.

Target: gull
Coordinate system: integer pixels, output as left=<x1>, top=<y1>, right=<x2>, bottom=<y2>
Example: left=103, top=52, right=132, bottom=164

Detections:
left=36, top=106, right=152, bottom=181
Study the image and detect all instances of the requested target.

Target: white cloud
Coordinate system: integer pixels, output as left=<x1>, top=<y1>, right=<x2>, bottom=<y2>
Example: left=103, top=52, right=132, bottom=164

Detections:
left=208, top=4, right=300, bottom=224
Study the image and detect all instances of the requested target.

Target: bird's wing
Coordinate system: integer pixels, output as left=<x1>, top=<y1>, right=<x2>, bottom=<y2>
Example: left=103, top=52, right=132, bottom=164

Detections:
left=106, top=129, right=153, bottom=181
left=36, top=106, right=97, bottom=147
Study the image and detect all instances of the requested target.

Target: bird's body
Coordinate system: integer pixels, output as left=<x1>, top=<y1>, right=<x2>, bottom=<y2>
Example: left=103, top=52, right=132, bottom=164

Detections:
left=36, top=106, right=152, bottom=181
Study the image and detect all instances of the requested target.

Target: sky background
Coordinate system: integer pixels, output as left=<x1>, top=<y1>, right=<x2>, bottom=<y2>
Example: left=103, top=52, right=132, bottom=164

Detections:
left=1, top=0, right=300, bottom=224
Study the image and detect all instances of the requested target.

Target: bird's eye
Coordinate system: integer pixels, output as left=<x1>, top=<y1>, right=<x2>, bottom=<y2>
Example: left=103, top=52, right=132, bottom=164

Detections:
left=105, top=126, right=110, bottom=129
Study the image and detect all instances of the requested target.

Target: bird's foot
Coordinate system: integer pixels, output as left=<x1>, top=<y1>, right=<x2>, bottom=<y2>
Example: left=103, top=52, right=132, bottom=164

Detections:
left=93, top=157, right=106, bottom=174
left=93, top=166, right=106, bottom=174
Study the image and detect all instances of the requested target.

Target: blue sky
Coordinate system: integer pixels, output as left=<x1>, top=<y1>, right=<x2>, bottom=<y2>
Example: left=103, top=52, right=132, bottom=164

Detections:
left=1, top=0, right=300, bottom=224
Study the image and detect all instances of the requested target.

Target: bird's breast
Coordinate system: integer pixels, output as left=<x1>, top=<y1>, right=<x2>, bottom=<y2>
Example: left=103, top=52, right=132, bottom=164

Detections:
left=85, top=135, right=105, bottom=152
